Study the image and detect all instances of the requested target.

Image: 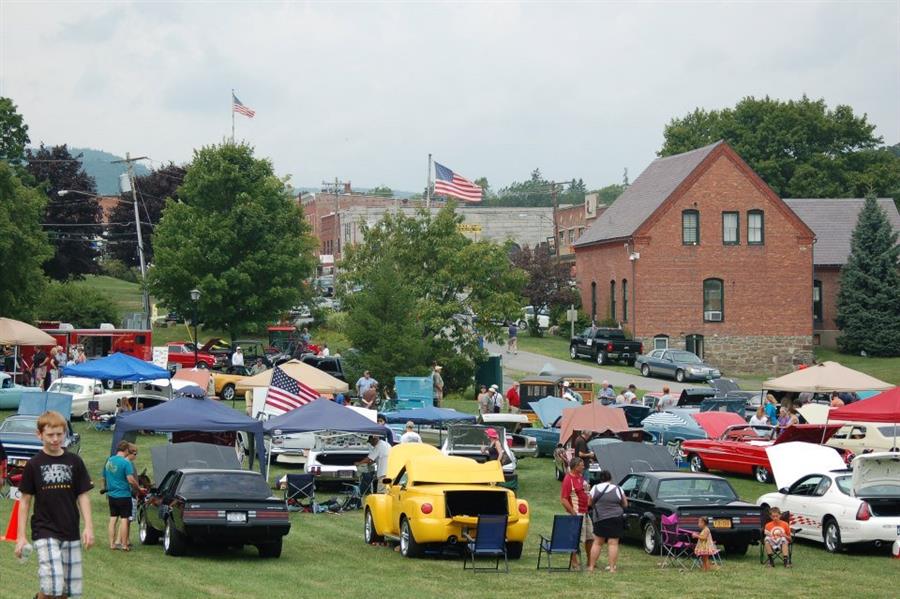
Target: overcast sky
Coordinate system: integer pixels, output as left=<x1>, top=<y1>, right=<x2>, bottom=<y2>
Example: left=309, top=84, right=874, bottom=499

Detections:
left=2, top=1, right=898, bottom=192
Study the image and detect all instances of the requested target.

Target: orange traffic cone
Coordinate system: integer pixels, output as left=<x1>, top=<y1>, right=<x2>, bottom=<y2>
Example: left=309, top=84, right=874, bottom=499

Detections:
left=1, top=499, right=20, bottom=542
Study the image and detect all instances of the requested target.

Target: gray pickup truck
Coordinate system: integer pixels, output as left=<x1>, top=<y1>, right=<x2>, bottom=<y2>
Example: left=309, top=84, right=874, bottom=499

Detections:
left=569, top=327, right=643, bottom=366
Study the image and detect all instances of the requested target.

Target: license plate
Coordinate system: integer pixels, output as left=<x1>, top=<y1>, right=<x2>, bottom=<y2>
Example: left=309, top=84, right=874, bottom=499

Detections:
left=622, top=353, right=631, bottom=360
left=226, top=512, right=247, bottom=523
left=713, top=518, right=732, bottom=529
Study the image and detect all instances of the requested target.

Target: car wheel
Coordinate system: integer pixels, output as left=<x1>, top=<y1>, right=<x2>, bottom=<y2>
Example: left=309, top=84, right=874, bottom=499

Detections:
left=163, top=519, right=187, bottom=556
left=689, top=454, right=707, bottom=473
left=195, top=361, right=209, bottom=369
left=221, top=384, right=236, bottom=401
left=724, top=542, right=749, bottom=556
left=643, top=520, right=660, bottom=555
left=506, top=542, right=523, bottom=559
left=596, top=351, right=607, bottom=366
left=517, top=320, right=527, bottom=329
left=675, top=369, right=685, bottom=382
left=105, top=379, right=115, bottom=389
left=569, top=345, right=578, bottom=360
left=364, top=509, right=383, bottom=544
left=257, top=538, right=283, bottom=558
left=641, top=364, right=650, bottom=377
left=399, top=517, right=422, bottom=558
left=138, top=508, right=160, bottom=545
left=824, top=519, right=843, bottom=553
left=755, top=466, right=772, bottom=484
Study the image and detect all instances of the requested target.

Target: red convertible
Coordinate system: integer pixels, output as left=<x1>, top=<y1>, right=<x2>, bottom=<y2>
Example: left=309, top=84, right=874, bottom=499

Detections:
left=681, top=420, right=844, bottom=484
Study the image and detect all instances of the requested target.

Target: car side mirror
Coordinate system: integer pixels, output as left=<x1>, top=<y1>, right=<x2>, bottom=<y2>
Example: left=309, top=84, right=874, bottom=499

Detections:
left=381, top=477, right=392, bottom=485
left=778, top=487, right=789, bottom=494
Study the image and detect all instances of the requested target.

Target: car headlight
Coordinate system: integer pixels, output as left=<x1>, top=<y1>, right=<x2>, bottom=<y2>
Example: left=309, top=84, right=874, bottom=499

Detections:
left=688, top=367, right=700, bottom=373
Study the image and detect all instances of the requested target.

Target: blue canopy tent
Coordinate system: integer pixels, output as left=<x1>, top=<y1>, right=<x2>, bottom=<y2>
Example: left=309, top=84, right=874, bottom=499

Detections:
left=111, top=396, right=266, bottom=471
left=379, top=406, right=477, bottom=425
left=62, top=352, right=170, bottom=381
left=532, top=395, right=580, bottom=428
left=263, top=398, right=390, bottom=436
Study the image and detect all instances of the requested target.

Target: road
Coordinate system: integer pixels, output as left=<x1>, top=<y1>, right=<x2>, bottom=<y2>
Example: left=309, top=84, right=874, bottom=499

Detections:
left=485, top=341, right=696, bottom=394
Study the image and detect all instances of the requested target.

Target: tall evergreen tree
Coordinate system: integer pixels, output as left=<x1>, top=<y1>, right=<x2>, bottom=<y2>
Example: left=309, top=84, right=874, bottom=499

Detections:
left=835, top=195, right=900, bottom=356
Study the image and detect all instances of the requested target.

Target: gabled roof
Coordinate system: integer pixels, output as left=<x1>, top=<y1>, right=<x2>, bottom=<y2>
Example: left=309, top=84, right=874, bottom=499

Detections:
left=574, top=141, right=723, bottom=247
left=784, top=198, right=900, bottom=266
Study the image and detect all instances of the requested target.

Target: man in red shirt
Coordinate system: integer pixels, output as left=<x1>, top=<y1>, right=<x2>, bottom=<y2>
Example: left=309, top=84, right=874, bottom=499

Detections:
left=505, top=382, right=520, bottom=411
left=559, top=457, right=592, bottom=569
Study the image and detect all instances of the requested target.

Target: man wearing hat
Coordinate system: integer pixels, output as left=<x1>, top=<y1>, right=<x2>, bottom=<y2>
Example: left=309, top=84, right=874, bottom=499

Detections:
left=489, top=384, right=505, bottom=413
left=355, top=435, right=391, bottom=493
left=400, top=421, right=422, bottom=444
left=431, top=363, right=444, bottom=408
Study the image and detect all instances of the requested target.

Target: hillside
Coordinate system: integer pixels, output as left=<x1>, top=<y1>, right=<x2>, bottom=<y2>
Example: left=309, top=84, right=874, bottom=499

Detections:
left=71, top=147, right=151, bottom=195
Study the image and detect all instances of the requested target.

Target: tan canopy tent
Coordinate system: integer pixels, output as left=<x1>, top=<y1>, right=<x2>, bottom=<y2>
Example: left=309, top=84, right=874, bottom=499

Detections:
left=236, top=359, right=349, bottom=395
left=763, top=361, right=892, bottom=393
left=558, top=403, right=630, bottom=446
left=0, top=317, right=56, bottom=381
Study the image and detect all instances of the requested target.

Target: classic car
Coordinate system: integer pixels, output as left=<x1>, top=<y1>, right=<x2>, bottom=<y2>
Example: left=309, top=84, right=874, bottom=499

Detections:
left=299, top=355, right=346, bottom=382
left=200, top=338, right=284, bottom=369
left=129, top=378, right=206, bottom=409
left=0, top=371, right=42, bottom=410
left=640, top=409, right=709, bottom=447
left=363, top=443, right=530, bottom=558
left=569, top=327, right=642, bottom=366
left=138, top=442, right=290, bottom=558
left=798, top=404, right=900, bottom=454
left=441, top=424, right=518, bottom=490
left=758, top=443, right=900, bottom=553
left=681, top=423, right=844, bottom=484
left=0, top=414, right=81, bottom=469
left=212, top=365, right=252, bottom=401
left=477, top=413, right=538, bottom=458
left=46, top=376, right=132, bottom=419
left=517, top=305, right=550, bottom=330
left=621, top=471, right=763, bottom=556
left=305, top=431, right=371, bottom=482
left=165, top=342, right=217, bottom=369
left=518, top=396, right=578, bottom=457
left=517, top=373, right=595, bottom=415
left=636, top=349, right=721, bottom=382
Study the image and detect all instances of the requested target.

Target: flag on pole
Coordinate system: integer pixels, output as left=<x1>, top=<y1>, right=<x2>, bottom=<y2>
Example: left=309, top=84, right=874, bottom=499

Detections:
left=264, top=365, right=317, bottom=413
left=232, top=93, right=256, bottom=118
left=433, top=162, right=483, bottom=203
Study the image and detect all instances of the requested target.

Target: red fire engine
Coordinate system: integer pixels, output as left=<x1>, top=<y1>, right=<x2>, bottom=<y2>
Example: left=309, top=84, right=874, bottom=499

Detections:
left=17, top=322, right=153, bottom=369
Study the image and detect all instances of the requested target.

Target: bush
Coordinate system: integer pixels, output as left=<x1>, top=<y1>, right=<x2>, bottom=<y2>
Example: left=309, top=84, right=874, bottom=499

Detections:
left=100, top=258, right=140, bottom=283
left=36, top=280, right=120, bottom=327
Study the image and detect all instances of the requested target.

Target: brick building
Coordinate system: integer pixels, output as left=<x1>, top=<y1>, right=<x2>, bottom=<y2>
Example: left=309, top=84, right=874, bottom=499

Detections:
left=784, top=198, right=900, bottom=349
left=574, top=141, right=815, bottom=373
left=557, top=193, right=606, bottom=257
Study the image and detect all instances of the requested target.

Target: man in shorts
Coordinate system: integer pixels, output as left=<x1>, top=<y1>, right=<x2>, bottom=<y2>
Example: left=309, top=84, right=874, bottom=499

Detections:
left=559, top=457, right=593, bottom=570
left=764, top=507, right=792, bottom=567
left=104, top=441, right=140, bottom=550
left=16, top=410, right=94, bottom=599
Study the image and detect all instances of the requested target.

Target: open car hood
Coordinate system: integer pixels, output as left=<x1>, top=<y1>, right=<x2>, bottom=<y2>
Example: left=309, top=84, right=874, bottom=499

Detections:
left=765, top=441, right=846, bottom=490
left=150, top=442, right=242, bottom=486
left=691, top=412, right=747, bottom=438
left=773, top=423, right=841, bottom=445
left=594, top=441, right=676, bottom=484
left=199, top=338, right=228, bottom=352
left=851, top=452, right=900, bottom=497
left=531, top=396, right=578, bottom=428
left=18, top=392, right=73, bottom=419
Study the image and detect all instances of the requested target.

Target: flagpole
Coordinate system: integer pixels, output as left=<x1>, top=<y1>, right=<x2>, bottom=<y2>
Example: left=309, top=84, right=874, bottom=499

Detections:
left=231, top=88, right=235, bottom=143
left=425, top=153, right=432, bottom=209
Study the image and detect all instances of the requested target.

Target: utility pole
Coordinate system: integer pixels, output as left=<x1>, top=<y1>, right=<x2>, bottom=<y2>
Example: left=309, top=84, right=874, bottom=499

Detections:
left=551, top=182, right=559, bottom=258
left=113, top=153, right=150, bottom=329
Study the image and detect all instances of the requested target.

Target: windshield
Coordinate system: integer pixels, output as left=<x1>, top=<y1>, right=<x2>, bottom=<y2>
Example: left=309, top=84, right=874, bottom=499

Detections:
left=448, top=426, right=502, bottom=449
left=835, top=476, right=852, bottom=496
left=657, top=477, right=738, bottom=504
left=670, top=351, right=702, bottom=364
left=0, top=418, right=38, bottom=434
left=179, top=472, right=271, bottom=499
left=312, top=431, right=369, bottom=450
left=50, top=382, right=86, bottom=394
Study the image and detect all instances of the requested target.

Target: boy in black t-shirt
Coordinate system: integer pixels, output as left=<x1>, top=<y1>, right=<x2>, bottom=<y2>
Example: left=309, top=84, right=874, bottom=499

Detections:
left=15, top=410, right=94, bottom=599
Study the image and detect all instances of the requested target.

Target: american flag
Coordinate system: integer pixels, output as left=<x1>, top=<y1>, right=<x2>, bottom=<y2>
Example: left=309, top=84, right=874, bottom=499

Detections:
left=264, top=366, right=317, bottom=413
left=232, top=93, right=256, bottom=118
left=433, top=162, right=483, bottom=203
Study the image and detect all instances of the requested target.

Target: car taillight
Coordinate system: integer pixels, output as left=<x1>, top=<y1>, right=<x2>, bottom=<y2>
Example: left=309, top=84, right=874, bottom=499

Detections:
left=606, top=342, right=614, bottom=352
left=420, top=503, right=433, bottom=514
left=856, top=501, right=871, bottom=521
left=518, top=503, right=528, bottom=515
left=639, top=343, right=644, bottom=354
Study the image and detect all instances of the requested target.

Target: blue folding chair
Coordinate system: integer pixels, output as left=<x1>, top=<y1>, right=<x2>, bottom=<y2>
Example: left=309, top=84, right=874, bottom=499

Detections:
left=537, top=514, right=583, bottom=572
left=463, top=515, right=509, bottom=573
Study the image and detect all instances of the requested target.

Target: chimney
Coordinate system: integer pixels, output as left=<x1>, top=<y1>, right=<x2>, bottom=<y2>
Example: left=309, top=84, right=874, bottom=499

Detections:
left=344, top=181, right=352, bottom=194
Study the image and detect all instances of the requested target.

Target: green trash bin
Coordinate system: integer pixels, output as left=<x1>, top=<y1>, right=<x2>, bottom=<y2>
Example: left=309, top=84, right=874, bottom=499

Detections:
left=475, top=354, right=503, bottom=394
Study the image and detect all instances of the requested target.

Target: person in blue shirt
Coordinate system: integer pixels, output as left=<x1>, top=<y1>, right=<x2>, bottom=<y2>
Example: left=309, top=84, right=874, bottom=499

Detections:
left=104, top=441, right=139, bottom=550
left=764, top=394, right=779, bottom=425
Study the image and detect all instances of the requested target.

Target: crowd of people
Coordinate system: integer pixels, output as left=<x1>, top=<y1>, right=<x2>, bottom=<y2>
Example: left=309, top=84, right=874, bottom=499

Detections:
left=1, top=344, right=87, bottom=390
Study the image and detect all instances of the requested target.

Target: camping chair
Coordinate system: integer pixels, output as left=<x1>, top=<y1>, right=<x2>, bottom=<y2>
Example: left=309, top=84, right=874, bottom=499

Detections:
left=86, top=400, right=103, bottom=430
left=284, top=474, right=316, bottom=512
left=759, top=510, right=796, bottom=566
left=357, top=470, right=377, bottom=497
left=536, top=514, right=583, bottom=572
left=463, top=515, right=509, bottom=573
left=659, top=513, right=696, bottom=570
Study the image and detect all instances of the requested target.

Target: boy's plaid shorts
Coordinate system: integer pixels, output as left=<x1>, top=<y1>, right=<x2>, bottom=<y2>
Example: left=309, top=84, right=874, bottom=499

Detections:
left=35, top=537, right=83, bottom=598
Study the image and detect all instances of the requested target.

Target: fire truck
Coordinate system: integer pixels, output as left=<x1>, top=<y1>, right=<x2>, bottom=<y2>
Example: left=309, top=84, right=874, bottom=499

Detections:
left=18, top=322, right=153, bottom=367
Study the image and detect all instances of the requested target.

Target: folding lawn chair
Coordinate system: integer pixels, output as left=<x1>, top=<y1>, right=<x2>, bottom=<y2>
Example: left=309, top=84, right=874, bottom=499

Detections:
left=536, top=514, right=583, bottom=572
left=659, top=513, right=695, bottom=570
left=759, top=510, right=795, bottom=566
left=86, top=400, right=103, bottom=429
left=357, top=470, right=377, bottom=497
left=284, top=474, right=316, bottom=512
left=463, top=515, right=509, bottom=573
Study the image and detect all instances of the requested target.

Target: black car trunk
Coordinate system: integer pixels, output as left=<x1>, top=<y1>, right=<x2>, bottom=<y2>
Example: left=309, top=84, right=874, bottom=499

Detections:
left=444, top=490, right=509, bottom=518
left=314, top=451, right=368, bottom=466
left=862, top=497, right=900, bottom=517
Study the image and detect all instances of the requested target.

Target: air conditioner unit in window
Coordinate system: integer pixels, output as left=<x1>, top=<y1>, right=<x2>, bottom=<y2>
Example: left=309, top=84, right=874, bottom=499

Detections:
left=704, top=311, right=722, bottom=322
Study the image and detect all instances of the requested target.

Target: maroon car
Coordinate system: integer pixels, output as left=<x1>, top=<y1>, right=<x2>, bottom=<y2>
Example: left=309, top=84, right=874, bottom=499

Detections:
left=165, top=342, right=216, bottom=369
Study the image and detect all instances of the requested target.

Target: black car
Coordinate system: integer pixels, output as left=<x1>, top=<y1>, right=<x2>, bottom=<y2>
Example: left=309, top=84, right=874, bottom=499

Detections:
left=619, top=471, right=762, bottom=556
left=138, top=443, right=290, bottom=558
left=569, top=327, right=643, bottom=366
left=299, top=355, right=346, bottom=382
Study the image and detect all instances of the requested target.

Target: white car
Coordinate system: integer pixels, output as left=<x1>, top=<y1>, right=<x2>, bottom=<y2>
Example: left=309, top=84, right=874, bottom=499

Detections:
left=757, top=442, right=900, bottom=553
left=518, top=306, right=550, bottom=330
left=798, top=404, right=899, bottom=454
left=46, top=377, right=132, bottom=419
left=305, top=431, right=371, bottom=482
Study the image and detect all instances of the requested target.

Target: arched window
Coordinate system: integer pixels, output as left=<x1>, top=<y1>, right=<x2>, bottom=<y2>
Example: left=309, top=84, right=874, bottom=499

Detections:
left=703, top=278, right=724, bottom=322
left=610, top=280, right=616, bottom=321
left=590, top=281, right=597, bottom=320
left=622, top=279, right=628, bottom=323
left=682, top=210, right=700, bottom=245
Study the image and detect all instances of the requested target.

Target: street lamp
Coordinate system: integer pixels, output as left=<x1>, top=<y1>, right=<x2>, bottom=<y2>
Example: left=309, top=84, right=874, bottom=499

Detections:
left=190, top=288, right=201, bottom=367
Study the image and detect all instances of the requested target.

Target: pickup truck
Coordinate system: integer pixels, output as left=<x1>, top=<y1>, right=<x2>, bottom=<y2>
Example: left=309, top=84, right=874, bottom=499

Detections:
left=569, top=327, right=643, bottom=366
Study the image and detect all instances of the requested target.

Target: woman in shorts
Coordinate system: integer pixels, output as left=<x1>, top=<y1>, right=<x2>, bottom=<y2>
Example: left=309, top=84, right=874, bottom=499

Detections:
left=587, top=470, right=628, bottom=573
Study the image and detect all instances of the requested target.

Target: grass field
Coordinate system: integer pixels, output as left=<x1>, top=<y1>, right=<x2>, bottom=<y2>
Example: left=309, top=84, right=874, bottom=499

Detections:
left=80, top=275, right=146, bottom=315
left=1, top=401, right=895, bottom=599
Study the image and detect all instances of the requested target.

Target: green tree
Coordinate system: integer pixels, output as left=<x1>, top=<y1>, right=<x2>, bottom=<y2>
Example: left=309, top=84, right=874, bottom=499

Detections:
left=368, top=185, right=393, bottom=197
left=488, top=168, right=554, bottom=207
left=149, top=142, right=316, bottom=340
left=510, top=245, right=577, bottom=336
left=593, top=183, right=626, bottom=205
left=0, top=162, right=52, bottom=320
left=0, top=96, right=30, bottom=163
left=340, top=204, right=525, bottom=391
left=36, top=280, right=120, bottom=327
left=835, top=195, right=900, bottom=356
left=660, top=96, right=900, bottom=201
